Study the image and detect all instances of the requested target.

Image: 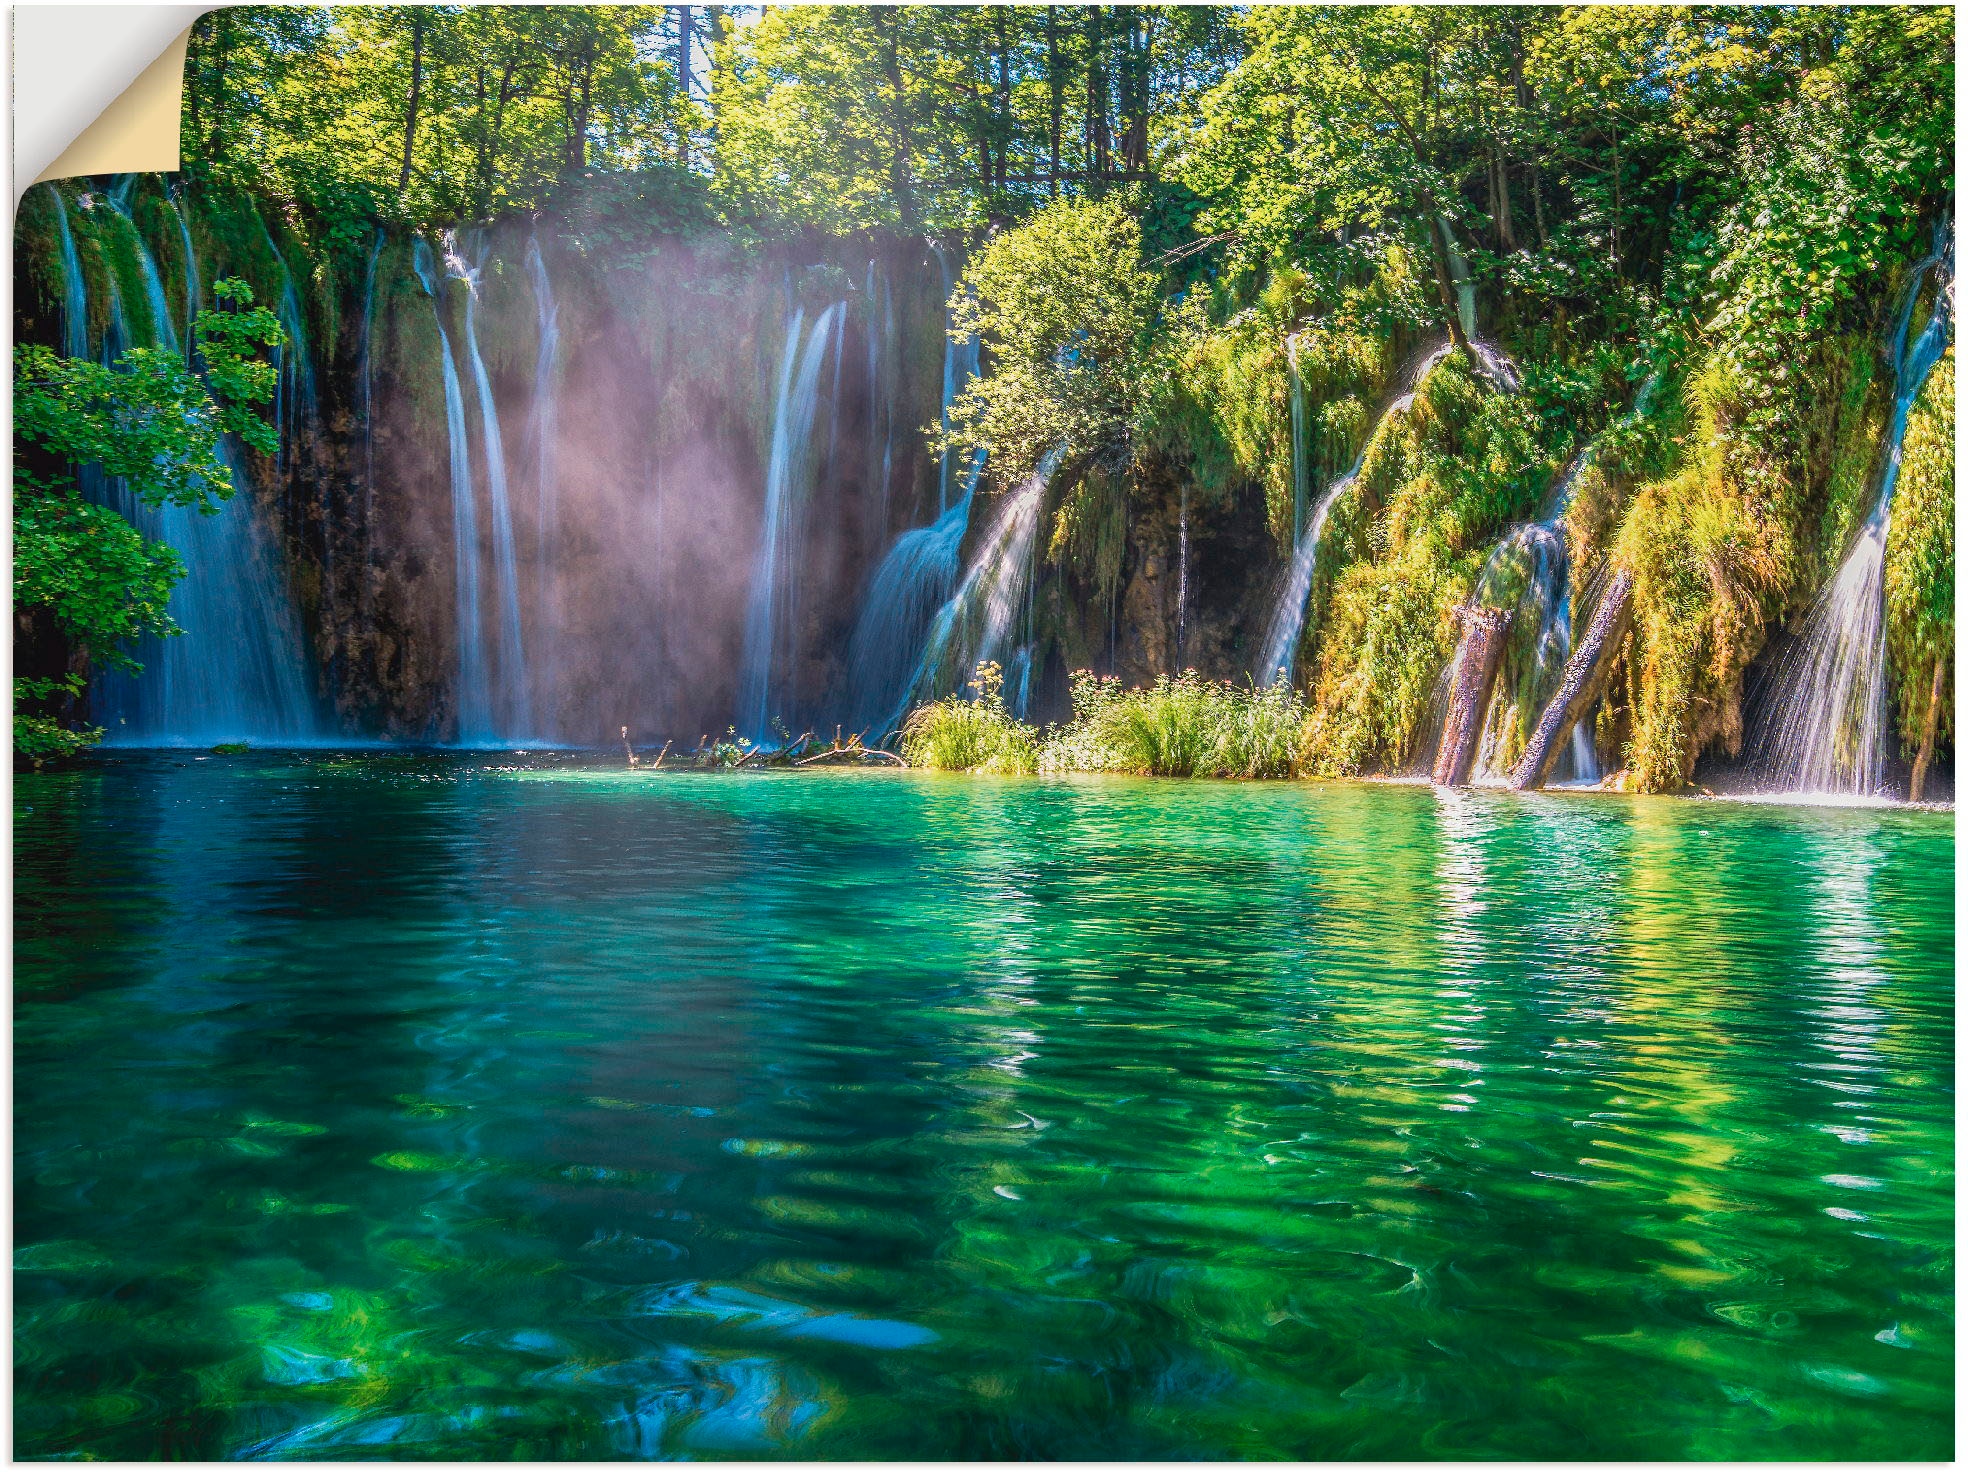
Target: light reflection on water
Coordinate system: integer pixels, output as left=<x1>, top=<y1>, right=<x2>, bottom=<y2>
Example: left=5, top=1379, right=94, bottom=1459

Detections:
left=13, top=754, right=1955, bottom=1459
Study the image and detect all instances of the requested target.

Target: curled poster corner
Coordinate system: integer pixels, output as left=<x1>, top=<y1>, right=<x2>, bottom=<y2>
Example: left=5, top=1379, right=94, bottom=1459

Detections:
left=14, top=5, right=205, bottom=202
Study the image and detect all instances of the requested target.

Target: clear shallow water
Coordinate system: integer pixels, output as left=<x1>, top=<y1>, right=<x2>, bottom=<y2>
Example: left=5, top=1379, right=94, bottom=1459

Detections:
left=14, top=754, right=1954, bottom=1460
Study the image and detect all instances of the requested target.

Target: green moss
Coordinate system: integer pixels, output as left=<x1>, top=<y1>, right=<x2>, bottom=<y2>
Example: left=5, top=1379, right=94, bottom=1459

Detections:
left=1302, top=541, right=1467, bottom=777
left=1884, top=348, right=1953, bottom=753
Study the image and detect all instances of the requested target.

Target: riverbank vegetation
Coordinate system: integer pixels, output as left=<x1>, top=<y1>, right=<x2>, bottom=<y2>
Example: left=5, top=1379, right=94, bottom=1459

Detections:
left=12, top=282, right=283, bottom=764
left=903, top=661, right=1307, bottom=778
left=13, top=5, right=1952, bottom=793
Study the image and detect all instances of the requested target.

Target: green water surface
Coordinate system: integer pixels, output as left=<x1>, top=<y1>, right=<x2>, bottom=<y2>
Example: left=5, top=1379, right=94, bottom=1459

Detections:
left=13, top=755, right=1955, bottom=1459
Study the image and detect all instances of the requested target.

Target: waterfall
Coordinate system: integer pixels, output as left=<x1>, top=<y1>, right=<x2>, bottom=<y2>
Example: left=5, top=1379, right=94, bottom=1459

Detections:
left=50, top=190, right=90, bottom=359
left=255, top=214, right=317, bottom=474
left=90, top=185, right=318, bottom=744
left=1752, top=227, right=1953, bottom=797
left=1176, top=482, right=1190, bottom=670
left=863, top=259, right=898, bottom=554
left=843, top=252, right=985, bottom=734
left=170, top=188, right=201, bottom=352
left=1260, top=341, right=1453, bottom=686
left=445, top=233, right=532, bottom=739
left=908, top=448, right=1061, bottom=720
left=414, top=239, right=492, bottom=743
left=1468, top=519, right=1570, bottom=782
left=1470, top=371, right=1660, bottom=783
left=844, top=457, right=983, bottom=737
left=1287, top=333, right=1310, bottom=544
left=357, top=228, right=383, bottom=601
left=526, top=238, right=560, bottom=602
left=1435, top=216, right=1522, bottom=391
left=737, top=302, right=846, bottom=741
left=525, top=237, right=561, bottom=727
left=1438, top=216, right=1478, bottom=344
left=931, top=243, right=983, bottom=513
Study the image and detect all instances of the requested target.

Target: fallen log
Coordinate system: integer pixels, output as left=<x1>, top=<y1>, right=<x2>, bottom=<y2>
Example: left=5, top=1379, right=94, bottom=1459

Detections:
left=1433, top=605, right=1514, bottom=786
left=1510, top=568, right=1635, bottom=791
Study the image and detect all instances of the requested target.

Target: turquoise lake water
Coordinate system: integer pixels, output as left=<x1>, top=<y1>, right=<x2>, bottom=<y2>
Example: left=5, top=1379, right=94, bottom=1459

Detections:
left=13, top=754, right=1954, bottom=1458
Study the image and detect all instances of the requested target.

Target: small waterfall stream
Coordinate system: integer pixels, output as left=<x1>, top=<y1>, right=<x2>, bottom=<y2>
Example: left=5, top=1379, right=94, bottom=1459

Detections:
left=844, top=467, right=981, bottom=737
left=357, top=229, right=383, bottom=602
left=526, top=238, right=561, bottom=602
left=908, top=448, right=1062, bottom=720
left=51, top=192, right=90, bottom=359
left=171, top=190, right=200, bottom=346
left=843, top=254, right=986, bottom=734
left=1468, top=458, right=1591, bottom=784
left=932, top=243, right=984, bottom=513
left=414, top=240, right=493, bottom=742
left=87, top=185, right=318, bottom=743
left=525, top=238, right=562, bottom=717
left=446, top=233, right=532, bottom=739
left=737, top=302, right=847, bottom=740
left=1752, top=228, right=1953, bottom=796
left=1260, top=341, right=1453, bottom=686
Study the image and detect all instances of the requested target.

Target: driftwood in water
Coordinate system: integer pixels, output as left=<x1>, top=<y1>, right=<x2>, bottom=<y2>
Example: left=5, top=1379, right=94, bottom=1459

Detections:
left=1910, top=656, right=1948, bottom=802
left=1433, top=606, right=1513, bottom=786
left=1510, top=568, right=1636, bottom=791
left=794, top=728, right=906, bottom=767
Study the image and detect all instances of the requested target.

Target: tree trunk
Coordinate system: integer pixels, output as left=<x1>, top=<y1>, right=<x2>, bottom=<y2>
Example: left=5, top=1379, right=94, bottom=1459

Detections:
left=1046, top=6, right=1062, bottom=195
left=1909, top=655, right=1949, bottom=801
left=1120, top=8, right=1151, bottom=175
left=398, top=11, right=425, bottom=196
left=1086, top=6, right=1111, bottom=183
left=1493, top=146, right=1518, bottom=252
left=1434, top=607, right=1512, bottom=787
left=993, top=7, right=1012, bottom=194
left=1511, top=569, right=1635, bottom=790
left=675, top=5, right=693, bottom=165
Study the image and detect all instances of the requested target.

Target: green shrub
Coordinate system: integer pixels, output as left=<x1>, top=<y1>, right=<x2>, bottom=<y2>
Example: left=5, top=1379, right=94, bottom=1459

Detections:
left=13, top=683, right=100, bottom=768
left=1044, top=670, right=1307, bottom=778
left=900, top=662, right=1037, bottom=774
left=1885, top=348, right=1953, bottom=752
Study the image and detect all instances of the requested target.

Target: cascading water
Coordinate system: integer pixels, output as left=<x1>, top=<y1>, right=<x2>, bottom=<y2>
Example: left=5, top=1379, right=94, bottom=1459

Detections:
left=931, top=243, right=983, bottom=513
left=1287, top=333, right=1310, bottom=544
left=907, top=448, right=1062, bottom=720
left=737, top=302, right=846, bottom=740
left=1259, top=341, right=1453, bottom=686
left=445, top=232, right=532, bottom=739
left=357, top=229, right=383, bottom=598
left=1176, top=482, right=1190, bottom=671
left=414, top=239, right=493, bottom=743
left=862, top=259, right=899, bottom=555
left=1436, top=217, right=1522, bottom=392
left=171, top=188, right=200, bottom=347
left=1468, top=457, right=1591, bottom=783
left=526, top=238, right=560, bottom=600
left=525, top=237, right=562, bottom=717
left=843, top=253, right=987, bottom=734
left=1470, top=371, right=1662, bottom=783
left=51, top=191, right=90, bottom=359
left=1752, top=227, right=1954, bottom=796
left=255, top=215, right=317, bottom=475
left=87, top=185, right=318, bottom=744
left=844, top=456, right=984, bottom=737
left=1438, top=215, right=1478, bottom=344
